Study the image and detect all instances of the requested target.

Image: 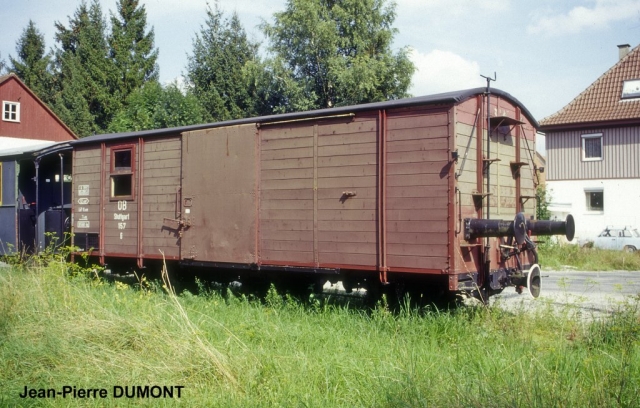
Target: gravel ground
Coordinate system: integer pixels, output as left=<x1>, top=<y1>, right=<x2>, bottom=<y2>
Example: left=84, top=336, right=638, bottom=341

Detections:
left=490, top=269, right=640, bottom=319
left=2, top=260, right=637, bottom=319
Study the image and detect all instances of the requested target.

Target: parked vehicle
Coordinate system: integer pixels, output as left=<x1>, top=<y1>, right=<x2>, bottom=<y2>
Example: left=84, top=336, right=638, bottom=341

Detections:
left=592, top=227, right=640, bottom=252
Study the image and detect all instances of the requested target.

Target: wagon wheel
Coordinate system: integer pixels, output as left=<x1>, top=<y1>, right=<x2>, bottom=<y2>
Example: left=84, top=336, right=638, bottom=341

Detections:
left=623, top=245, right=637, bottom=253
left=240, top=277, right=271, bottom=299
left=364, top=278, right=382, bottom=307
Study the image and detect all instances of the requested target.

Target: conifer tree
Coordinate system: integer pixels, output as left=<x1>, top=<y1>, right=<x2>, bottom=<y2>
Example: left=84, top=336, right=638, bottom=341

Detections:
left=186, top=1, right=259, bottom=121
left=52, top=0, right=115, bottom=136
left=108, top=0, right=159, bottom=106
left=9, top=20, right=54, bottom=102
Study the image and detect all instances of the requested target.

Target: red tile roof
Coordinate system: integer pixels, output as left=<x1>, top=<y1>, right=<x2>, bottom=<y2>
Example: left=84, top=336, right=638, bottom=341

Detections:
left=540, top=44, right=640, bottom=129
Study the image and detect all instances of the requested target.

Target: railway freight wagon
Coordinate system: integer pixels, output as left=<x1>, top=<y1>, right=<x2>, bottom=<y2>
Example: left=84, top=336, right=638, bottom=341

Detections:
left=70, top=88, right=573, bottom=301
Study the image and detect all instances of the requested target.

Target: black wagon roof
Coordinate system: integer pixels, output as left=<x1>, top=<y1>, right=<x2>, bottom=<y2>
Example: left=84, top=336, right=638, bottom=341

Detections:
left=71, top=87, right=538, bottom=146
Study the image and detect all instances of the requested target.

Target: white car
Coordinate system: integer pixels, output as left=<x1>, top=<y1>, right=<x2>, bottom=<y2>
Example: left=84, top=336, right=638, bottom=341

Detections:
left=592, top=227, right=640, bottom=252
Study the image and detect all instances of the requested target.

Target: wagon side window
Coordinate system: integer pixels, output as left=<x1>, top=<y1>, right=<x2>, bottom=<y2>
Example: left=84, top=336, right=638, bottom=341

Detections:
left=110, top=147, right=134, bottom=199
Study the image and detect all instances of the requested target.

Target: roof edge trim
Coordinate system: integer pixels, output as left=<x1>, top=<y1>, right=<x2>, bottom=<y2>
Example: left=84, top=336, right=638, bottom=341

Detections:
left=71, top=87, right=538, bottom=145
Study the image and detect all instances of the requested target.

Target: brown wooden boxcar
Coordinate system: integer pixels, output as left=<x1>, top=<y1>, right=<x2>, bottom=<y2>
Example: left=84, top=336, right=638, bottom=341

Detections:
left=70, top=88, right=573, bottom=301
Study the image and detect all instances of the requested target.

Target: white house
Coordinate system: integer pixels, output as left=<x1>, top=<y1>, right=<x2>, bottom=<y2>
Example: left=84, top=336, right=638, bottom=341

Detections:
left=539, top=44, right=640, bottom=241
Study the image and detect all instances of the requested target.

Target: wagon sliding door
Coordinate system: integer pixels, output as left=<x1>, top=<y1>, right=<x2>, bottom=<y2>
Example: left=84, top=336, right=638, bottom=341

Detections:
left=180, top=125, right=258, bottom=264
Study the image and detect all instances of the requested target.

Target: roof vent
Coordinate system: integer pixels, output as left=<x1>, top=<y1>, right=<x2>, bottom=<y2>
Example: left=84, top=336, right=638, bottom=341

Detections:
left=618, top=44, right=631, bottom=60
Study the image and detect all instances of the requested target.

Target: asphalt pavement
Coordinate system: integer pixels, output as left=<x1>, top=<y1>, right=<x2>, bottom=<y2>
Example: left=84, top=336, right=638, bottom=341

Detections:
left=491, top=269, right=640, bottom=318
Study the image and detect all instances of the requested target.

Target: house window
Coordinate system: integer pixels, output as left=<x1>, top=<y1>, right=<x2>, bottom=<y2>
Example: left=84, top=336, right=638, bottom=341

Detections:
left=581, top=133, right=602, bottom=161
left=2, top=101, right=20, bottom=122
left=110, top=146, right=134, bottom=199
left=585, top=189, right=603, bottom=212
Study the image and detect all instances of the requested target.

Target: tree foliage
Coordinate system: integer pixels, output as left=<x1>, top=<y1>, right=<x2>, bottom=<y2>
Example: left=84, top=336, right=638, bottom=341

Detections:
left=108, top=0, right=159, bottom=106
left=0, top=53, right=6, bottom=75
left=8, top=0, right=417, bottom=135
left=108, top=81, right=208, bottom=132
left=47, top=0, right=159, bottom=136
left=52, top=0, right=115, bottom=136
left=245, top=57, right=314, bottom=116
left=186, top=1, right=259, bottom=121
left=262, top=0, right=414, bottom=110
left=536, top=185, right=551, bottom=220
left=9, top=21, right=54, bottom=102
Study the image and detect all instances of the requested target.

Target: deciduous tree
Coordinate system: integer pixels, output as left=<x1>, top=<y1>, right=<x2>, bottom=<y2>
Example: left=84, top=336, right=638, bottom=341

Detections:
left=108, top=81, right=208, bottom=132
left=262, top=0, right=414, bottom=110
left=244, top=57, right=314, bottom=115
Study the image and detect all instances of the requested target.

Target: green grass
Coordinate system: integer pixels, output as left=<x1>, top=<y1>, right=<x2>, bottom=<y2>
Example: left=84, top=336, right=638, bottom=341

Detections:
left=539, top=242, right=640, bottom=271
left=1, top=260, right=639, bottom=407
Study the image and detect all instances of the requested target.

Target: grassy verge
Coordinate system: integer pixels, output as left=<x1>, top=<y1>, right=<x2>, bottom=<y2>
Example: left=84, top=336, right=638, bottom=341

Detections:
left=1, top=260, right=639, bottom=407
left=538, top=242, right=640, bottom=271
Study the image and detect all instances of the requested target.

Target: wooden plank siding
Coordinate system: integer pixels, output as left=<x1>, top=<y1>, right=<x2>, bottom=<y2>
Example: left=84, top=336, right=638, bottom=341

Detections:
left=259, top=123, right=315, bottom=264
left=72, top=147, right=101, bottom=236
left=257, top=108, right=455, bottom=272
left=385, top=107, right=451, bottom=271
left=453, top=97, right=539, bottom=275
left=547, top=126, right=640, bottom=180
left=258, top=115, right=382, bottom=267
left=455, top=98, right=538, bottom=219
left=453, top=98, right=482, bottom=276
left=316, top=114, right=379, bottom=267
left=142, top=137, right=181, bottom=258
left=180, top=126, right=258, bottom=264
left=103, top=143, right=138, bottom=256
left=519, top=131, right=538, bottom=215
left=74, top=136, right=183, bottom=261
left=485, top=131, right=521, bottom=218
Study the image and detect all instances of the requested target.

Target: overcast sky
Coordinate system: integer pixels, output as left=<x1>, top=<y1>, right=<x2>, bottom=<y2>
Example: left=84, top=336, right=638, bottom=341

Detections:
left=2, top=0, right=640, bottom=123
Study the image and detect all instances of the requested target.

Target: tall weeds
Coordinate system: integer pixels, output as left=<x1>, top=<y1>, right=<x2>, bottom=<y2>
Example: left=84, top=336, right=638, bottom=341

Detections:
left=1, top=255, right=638, bottom=407
left=539, top=242, right=640, bottom=271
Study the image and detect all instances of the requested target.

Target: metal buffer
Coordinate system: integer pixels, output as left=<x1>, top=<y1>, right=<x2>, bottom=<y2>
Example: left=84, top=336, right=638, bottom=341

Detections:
left=463, top=212, right=575, bottom=298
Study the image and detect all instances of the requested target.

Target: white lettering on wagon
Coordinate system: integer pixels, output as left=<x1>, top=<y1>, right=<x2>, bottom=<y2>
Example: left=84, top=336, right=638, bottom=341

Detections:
left=77, top=198, right=90, bottom=205
left=78, top=185, right=90, bottom=196
left=114, top=211, right=130, bottom=240
left=77, top=221, right=90, bottom=228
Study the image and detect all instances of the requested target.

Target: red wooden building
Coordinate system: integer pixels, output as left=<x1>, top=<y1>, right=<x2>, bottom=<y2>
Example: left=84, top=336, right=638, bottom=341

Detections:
left=0, top=73, right=75, bottom=143
left=0, top=73, right=76, bottom=254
